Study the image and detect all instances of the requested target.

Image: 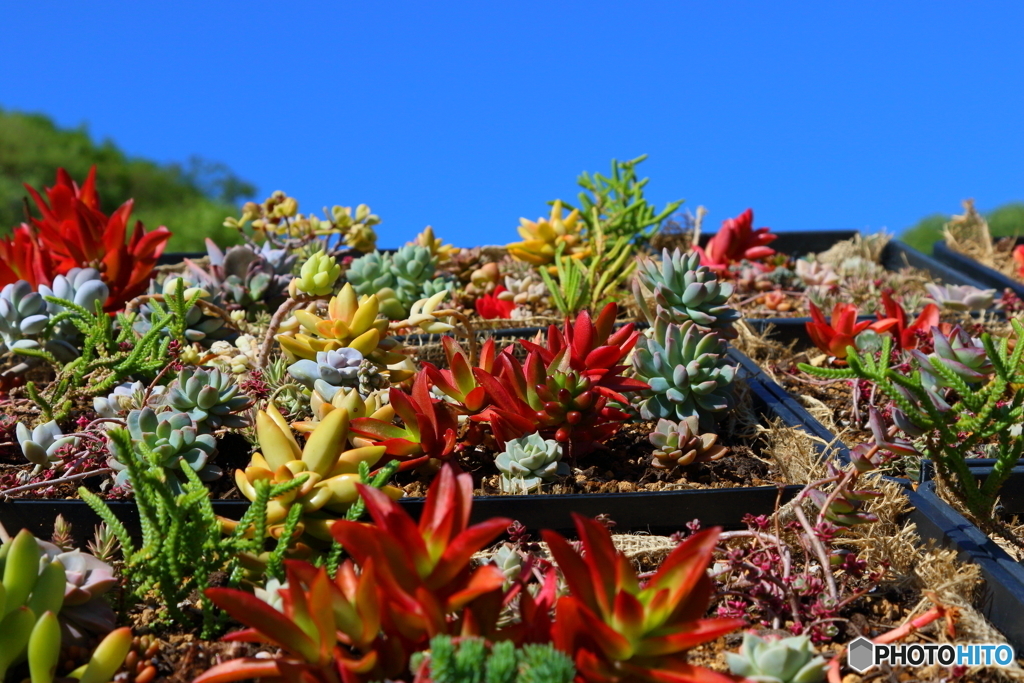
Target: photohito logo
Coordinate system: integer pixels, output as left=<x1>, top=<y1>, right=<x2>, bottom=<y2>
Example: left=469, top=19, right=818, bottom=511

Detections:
left=847, top=637, right=1015, bottom=672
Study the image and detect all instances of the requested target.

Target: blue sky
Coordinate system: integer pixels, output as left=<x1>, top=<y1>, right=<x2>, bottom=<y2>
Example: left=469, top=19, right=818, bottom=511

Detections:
left=1, top=2, right=1021, bottom=247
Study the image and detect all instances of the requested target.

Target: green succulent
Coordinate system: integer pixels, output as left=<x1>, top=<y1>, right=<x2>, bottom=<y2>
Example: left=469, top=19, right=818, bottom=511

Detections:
left=296, top=249, right=342, bottom=297
left=183, top=239, right=295, bottom=318
left=134, top=277, right=233, bottom=347
left=164, top=367, right=253, bottom=429
left=632, top=316, right=737, bottom=431
left=107, top=407, right=219, bottom=494
left=634, top=248, right=739, bottom=335
left=726, top=632, right=826, bottom=683
left=345, top=245, right=452, bottom=318
left=495, top=433, right=569, bottom=493
left=412, top=635, right=575, bottom=683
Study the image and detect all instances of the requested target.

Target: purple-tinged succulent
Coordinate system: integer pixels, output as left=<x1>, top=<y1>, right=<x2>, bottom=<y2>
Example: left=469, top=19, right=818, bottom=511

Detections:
left=924, top=283, right=996, bottom=312
left=37, top=540, right=118, bottom=643
left=911, top=325, right=993, bottom=391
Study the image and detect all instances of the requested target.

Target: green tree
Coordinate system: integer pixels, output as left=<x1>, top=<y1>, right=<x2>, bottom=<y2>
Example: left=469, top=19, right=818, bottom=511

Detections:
left=0, top=108, right=256, bottom=251
left=902, top=202, right=1024, bottom=254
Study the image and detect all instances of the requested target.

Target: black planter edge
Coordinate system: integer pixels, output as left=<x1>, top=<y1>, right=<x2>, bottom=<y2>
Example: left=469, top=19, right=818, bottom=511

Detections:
left=905, top=481, right=1024, bottom=651
left=932, top=240, right=1024, bottom=299
left=0, top=350, right=842, bottom=544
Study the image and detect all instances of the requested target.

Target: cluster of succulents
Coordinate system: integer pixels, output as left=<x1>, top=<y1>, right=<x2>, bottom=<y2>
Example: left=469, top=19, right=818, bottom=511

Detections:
left=38, top=267, right=110, bottom=340
left=924, top=282, right=996, bottom=311
left=912, top=324, right=994, bottom=392
left=294, top=249, right=342, bottom=297
left=134, top=276, right=232, bottom=346
left=288, top=347, right=363, bottom=394
left=0, top=529, right=131, bottom=683
left=184, top=239, right=296, bottom=317
left=648, top=416, right=729, bottom=469
left=632, top=316, right=737, bottom=430
left=163, top=367, right=253, bottom=429
left=107, top=407, right=220, bottom=493
left=93, top=381, right=164, bottom=419
left=225, top=191, right=379, bottom=253
left=344, top=244, right=453, bottom=319
left=634, top=247, right=740, bottom=336
left=495, top=432, right=569, bottom=492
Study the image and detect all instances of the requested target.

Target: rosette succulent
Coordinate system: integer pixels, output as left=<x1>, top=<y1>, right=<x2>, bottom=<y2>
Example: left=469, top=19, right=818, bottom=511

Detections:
left=288, top=347, right=363, bottom=393
left=36, top=540, right=118, bottom=643
left=345, top=244, right=452, bottom=318
left=632, top=316, right=737, bottom=430
left=506, top=200, right=589, bottom=270
left=184, top=239, right=295, bottom=317
left=633, top=248, right=739, bottom=335
left=16, top=420, right=78, bottom=471
left=913, top=325, right=995, bottom=392
left=165, top=367, right=253, bottom=429
left=495, top=433, right=569, bottom=492
left=108, top=407, right=219, bottom=493
left=93, top=381, right=164, bottom=419
left=924, top=282, right=996, bottom=312
left=726, top=632, right=826, bottom=683
left=648, top=416, right=729, bottom=469
left=0, top=280, right=49, bottom=353
left=295, top=249, right=342, bottom=296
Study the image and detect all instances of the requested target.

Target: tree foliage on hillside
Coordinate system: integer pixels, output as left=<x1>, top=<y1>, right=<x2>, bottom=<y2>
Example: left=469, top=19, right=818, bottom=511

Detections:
left=0, top=108, right=256, bottom=251
left=902, top=202, right=1024, bottom=254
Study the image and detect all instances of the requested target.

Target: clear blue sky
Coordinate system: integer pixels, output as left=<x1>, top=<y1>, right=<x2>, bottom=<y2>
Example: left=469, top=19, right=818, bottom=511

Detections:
left=1, top=2, right=1021, bottom=247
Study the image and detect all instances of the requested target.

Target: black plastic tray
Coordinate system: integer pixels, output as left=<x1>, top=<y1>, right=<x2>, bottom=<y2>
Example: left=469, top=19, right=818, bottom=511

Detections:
left=0, top=350, right=838, bottom=545
left=906, top=480, right=1024, bottom=651
left=933, top=239, right=1024, bottom=299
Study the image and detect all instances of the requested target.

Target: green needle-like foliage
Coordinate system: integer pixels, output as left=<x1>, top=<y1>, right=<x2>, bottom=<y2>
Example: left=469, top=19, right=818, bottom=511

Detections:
left=79, top=427, right=304, bottom=637
left=799, top=322, right=1024, bottom=526
left=18, top=296, right=170, bottom=422
left=540, top=218, right=637, bottom=316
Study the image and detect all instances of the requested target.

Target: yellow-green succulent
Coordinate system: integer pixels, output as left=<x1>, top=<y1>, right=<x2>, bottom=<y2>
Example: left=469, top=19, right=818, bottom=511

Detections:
left=295, top=250, right=342, bottom=297
left=228, top=404, right=401, bottom=540
left=507, top=200, right=590, bottom=271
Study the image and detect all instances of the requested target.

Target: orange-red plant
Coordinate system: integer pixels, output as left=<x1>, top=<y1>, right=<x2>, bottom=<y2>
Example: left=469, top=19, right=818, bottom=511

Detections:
left=0, top=167, right=171, bottom=310
left=475, top=285, right=515, bottom=319
left=806, top=302, right=897, bottom=360
left=695, top=209, right=777, bottom=273
left=877, top=291, right=940, bottom=351
left=544, top=516, right=745, bottom=682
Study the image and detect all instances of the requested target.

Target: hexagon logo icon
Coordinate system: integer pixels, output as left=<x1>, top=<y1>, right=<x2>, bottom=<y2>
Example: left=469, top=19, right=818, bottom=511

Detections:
left=848, top=637, right=875, bottom=673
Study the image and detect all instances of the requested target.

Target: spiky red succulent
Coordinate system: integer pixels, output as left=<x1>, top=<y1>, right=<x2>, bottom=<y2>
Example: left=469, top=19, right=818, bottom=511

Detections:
left=475, top=285, right=515, bottom=319
left=544, top=516, right=745, bottom=683
left=877, top=290, right=939, bottom=351
left=806, top=301, right=897, bottom=360
left=0, top=167, right=171, bottom=310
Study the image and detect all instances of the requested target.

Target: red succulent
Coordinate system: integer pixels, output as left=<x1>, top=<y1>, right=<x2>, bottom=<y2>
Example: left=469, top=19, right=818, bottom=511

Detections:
left=877, top=291, right=940, bottom=351
left=695, top=209, right=777, bottom=273
left=806, top=302, right=897, bottom=360
left=1014, top=245, right=1024, bottom=277
left=0, top=167, right=171, bottom=310
left=475, top=285, right=515, bottom=319
left=543, top=516, right=745, bottom=682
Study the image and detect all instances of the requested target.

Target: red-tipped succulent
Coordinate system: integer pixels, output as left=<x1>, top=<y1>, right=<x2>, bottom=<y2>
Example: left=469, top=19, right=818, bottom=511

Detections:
left=695, top=209, right=777, bottom=272
left=806, top=302, right=897, bottom=361
left=331, top=466, right=511, bottom=654
left=543, top=516, right=745, bottom=682
left=877, top=290, right=940, bottom=351
left=0, top=167, right=171, bottom=310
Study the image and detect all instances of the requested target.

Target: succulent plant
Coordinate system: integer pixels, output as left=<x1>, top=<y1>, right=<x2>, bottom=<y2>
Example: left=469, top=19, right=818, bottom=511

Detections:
left=38, top=267, right=110, bottom=341
left=277, top=283, right=411, bottom=382
left=36, top=539, right=118, bottom=643
left=164, top=367, right=253, bottom=429
left=726, top=632, right=826, bottom=683
left=633, top=248, right=739, bottom=335
left=345, top=244, right=452, bottom=319
left=648, top=416, right=729, bottom=469
left=0, top=529, right=132, bottom=683
left=632, top=316, right=737, bottom=430
left=495, top=433, right=569, bottom=492
left=16, top=420, right=78, bottom=471
left=405, top=290, right=456, bottom=334
left=294, top=385, right=394, bottom=437
left=0, top=280, right=50, bottom=352
left=93, top=381, right=164, bottom=419
left=912, top=325, right=994, bottom=392
left=295, top=249, right=342, bottom=297
left=489, top=544, right=524, bottom=583
left=499, top=271, right=548, bottom=308
left=288, top=347, right=363, bottom=391
left=184, top=239, right=295, bottom=317
left=412, top=225, right=459, bottom=264
left=794, top=259, right=839, bottom=289
left=134, top=276, right=232, bottom=347
left=924, top=282, right=997, bottom=311
left=228, top=403, right=400, bottom=540
left=506, top=200, right=589, bottom=271
left=107, top=407, right=220, bottom=493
